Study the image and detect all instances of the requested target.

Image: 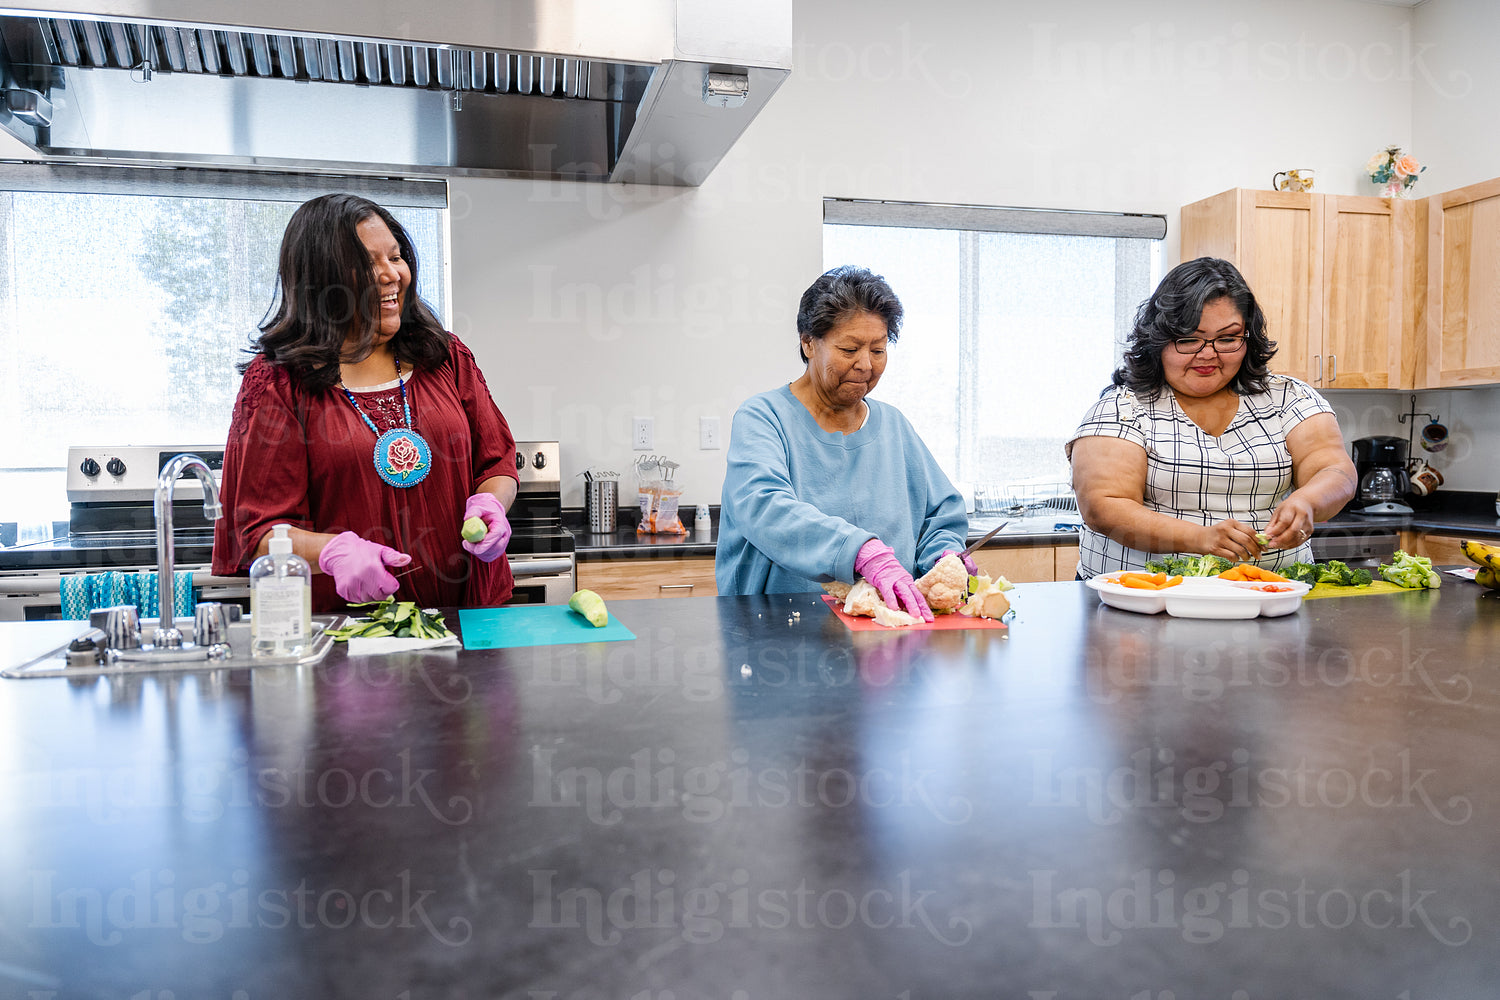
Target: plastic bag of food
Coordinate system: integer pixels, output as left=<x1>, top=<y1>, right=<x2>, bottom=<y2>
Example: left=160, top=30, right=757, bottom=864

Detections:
left=635, top=456, right=686, bottom=535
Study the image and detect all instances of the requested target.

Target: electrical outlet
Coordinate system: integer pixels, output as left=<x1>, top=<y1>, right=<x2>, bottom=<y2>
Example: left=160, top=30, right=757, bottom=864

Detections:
left=699, top=416, right=721, bottom=450
left=633, top=417, right=654, bottom=450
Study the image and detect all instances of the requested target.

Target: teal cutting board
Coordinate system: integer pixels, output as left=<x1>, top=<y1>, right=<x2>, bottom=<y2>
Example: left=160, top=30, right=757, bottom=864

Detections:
left=457, top=605, right=636, bottom=649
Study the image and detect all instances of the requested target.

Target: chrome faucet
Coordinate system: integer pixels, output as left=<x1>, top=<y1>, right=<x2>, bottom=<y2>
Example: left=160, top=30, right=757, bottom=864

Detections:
left=152, top=454, right=221, bottom=648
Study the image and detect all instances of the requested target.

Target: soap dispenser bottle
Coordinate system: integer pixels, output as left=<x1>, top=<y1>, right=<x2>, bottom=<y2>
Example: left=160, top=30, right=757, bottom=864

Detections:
left=249, top=523, right=312, bottom=658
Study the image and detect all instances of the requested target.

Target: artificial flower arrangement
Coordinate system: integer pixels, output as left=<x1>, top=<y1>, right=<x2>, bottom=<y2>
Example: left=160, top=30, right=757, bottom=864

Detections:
left=1366, top=145, right=1425, bottom=198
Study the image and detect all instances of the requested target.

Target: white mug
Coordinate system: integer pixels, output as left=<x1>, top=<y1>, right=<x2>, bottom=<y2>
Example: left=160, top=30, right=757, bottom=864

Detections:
left=1407, top=459, right=1443, bottom=497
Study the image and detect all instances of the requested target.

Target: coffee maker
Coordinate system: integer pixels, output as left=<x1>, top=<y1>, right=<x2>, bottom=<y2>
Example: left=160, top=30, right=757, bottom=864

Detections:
left=1351, top=436, right=1413, bottom=515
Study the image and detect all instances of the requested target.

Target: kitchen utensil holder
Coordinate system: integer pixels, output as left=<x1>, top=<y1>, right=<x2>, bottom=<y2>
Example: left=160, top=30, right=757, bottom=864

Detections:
left=587, top=480, right=618, bottom=534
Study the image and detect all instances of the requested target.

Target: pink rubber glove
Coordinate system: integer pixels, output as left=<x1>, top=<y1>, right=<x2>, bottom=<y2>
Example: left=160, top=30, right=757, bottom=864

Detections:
left=939, top=548, right=980, bottom=576
left=461, top=492, right=512, bottom=562
left=317, top=531, right=411, bottom=604
left=855, top=538, right=933, bottom=622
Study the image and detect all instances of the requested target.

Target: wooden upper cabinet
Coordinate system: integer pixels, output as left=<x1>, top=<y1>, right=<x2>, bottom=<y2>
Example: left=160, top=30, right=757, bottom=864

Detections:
left=1320, top=195, right=1415, bottom=389
left=1180, top=189, right=1413, bottom=390
left=1425, top=175, right=1500, bottom=387
left=1182, top=190, right=1321, bottom=382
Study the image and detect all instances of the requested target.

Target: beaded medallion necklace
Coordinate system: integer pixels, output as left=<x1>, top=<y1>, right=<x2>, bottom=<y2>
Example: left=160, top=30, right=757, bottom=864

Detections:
left=339, top=353, right=431, bottom=488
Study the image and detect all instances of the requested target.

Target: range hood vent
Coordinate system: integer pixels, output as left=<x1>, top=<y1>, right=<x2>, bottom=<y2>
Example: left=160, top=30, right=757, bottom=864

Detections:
left=22, top=17, right=614, bottom=98
left=0, top=1, right=791, bottom=185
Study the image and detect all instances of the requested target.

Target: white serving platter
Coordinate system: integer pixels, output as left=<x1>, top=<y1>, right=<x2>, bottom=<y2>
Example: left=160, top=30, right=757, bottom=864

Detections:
left=1086, top=574, right=1311, bottom=619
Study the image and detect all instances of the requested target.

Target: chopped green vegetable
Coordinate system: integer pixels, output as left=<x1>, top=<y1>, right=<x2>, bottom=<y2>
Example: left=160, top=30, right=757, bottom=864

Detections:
left=461, top=516, right=488, bottom=543
left=1282, top=560, right=1372, bottom=587
left=1255, top=531, right=1271, bottom=548
left=1316, top=560, right=1354, bottom=586
left=325, top=597, right=454, bottom=641
left=1284, top=562, right=1321, bottom=585
left=1379, top=550, right=1441, bottom=590
left=568, top=588, right=610, bottom=627
left=1144, top=554, right=1235, bottom=577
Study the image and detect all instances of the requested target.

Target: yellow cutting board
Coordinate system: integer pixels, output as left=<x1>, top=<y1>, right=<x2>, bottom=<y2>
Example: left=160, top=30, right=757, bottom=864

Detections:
left=1304, top=580, right=1411, bottom=600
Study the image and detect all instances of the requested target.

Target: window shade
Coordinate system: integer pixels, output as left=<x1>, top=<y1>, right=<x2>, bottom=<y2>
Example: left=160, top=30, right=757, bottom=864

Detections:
left=824, top=198, right=1166, bottom=240
left=0, top=163, right=447, bottom=208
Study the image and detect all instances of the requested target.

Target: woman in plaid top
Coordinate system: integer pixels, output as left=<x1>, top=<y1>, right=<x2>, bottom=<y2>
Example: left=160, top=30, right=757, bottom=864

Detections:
left=1066, top=257, right=1357, bottom=578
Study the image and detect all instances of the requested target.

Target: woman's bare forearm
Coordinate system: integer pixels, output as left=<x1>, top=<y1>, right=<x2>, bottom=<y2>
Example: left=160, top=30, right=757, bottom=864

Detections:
left=1082, top=496, right=1210, bottom=554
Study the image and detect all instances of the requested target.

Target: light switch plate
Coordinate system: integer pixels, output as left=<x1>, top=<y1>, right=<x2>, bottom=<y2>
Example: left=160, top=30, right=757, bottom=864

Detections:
left=699, top=416, right=720, bottom=450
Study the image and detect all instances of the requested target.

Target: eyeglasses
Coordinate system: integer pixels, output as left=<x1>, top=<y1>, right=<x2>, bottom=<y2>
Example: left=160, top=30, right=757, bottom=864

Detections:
left=1170, top=335, right=1247, bottom=355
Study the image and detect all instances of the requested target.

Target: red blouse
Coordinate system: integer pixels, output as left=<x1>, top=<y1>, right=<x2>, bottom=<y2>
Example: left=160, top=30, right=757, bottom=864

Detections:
left=212, top=335, right=518, bottom=612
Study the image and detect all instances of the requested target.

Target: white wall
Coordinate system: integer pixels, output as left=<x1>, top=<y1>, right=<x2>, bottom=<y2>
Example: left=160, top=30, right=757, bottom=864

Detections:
left=449, top=0, right=1481, bottom=509
left=1414, top=0, right=1500, bottom=192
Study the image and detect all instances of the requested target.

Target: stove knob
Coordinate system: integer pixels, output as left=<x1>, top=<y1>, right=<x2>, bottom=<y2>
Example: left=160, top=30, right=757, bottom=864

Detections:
left=515, top=453, right=525, bottom=472
left=106, top=457, right=126, bottom=477
left=532, top=451, right=547, bottom=470
left=80, top=458, right=100, bottom=477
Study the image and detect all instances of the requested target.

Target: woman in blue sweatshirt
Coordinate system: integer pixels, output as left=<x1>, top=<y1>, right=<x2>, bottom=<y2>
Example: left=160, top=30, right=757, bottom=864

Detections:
left=714, top=266, right=970, bottom=621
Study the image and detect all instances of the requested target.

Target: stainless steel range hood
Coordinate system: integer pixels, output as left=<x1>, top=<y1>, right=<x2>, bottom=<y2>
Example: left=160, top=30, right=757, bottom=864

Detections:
left=0, top=0, right=791, bottom=184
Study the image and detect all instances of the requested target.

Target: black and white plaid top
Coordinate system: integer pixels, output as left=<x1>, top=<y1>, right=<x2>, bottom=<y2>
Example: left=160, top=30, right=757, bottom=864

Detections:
left=1067, top=375, right=1333, bottom=577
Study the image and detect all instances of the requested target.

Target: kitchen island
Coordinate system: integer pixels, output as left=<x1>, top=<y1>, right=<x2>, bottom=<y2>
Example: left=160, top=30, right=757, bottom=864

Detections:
left=2, top=582, right=1498, bottom=998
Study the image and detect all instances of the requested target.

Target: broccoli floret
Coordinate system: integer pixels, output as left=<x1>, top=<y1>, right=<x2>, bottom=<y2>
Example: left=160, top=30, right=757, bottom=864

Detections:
left=1317, top=560, right=1357, bottom=586
left=1284, top=562, right=1321, bottom=585
left=1196, top=555, right=1235, bottom=576
left=1283, top=560, right=1374, bottom=587
left=1380, top=550, right=1441, bottom=589
left=1149, top=554, right=1236, bottom=577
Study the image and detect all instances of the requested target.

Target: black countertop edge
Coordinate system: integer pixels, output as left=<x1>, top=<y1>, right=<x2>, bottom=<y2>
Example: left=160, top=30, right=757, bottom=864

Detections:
left=569, top=490, right=1500, bottom=561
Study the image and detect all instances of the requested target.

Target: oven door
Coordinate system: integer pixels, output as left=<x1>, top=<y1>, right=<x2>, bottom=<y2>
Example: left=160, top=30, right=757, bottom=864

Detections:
left=505, top=555, right=576, bottom=606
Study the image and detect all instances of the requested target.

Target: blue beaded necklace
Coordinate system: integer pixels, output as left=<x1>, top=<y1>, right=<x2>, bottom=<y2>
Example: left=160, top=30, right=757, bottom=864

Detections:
left=339, top=353, right=432, bottom=488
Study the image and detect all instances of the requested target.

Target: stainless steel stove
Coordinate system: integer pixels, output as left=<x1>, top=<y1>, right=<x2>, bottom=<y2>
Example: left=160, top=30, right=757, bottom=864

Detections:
left=500, top=441, right=578, bottom=603
left=0, top=441, right=575, bottom=620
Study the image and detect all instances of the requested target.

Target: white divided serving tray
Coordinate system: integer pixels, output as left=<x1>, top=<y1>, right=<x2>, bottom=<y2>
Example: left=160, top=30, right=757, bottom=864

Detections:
left=1086, top=574, right=1312, bottom=619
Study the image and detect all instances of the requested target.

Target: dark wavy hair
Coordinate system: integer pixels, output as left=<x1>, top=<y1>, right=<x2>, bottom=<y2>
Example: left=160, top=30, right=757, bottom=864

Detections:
left=795, top=265, right=903, bottom=363
left=241, top=193, right=449, bottom=391
left=1110, top=256, right=1275, bottom=397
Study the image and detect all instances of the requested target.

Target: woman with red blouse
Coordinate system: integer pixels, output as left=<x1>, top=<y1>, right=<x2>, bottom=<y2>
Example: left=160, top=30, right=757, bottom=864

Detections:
left=212, top=193, right=518, bottom=611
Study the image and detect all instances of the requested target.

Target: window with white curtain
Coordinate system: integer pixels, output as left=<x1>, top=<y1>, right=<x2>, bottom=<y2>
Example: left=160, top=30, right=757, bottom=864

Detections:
left=0, top=166, right=448, bottom=543
left=823, top=199, right=1164, bottom=505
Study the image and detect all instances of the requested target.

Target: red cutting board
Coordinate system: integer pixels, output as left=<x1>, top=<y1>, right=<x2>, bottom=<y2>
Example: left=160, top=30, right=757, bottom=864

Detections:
left=819, top=595, right=1008, bottom=632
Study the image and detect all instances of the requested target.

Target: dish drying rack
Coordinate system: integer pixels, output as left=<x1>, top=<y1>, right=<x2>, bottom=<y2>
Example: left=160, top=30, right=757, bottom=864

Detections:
left=973, top=481, right=1079, bottom=517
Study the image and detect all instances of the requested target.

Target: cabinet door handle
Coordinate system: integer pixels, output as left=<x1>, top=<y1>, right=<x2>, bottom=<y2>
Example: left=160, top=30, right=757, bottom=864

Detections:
left=1328, top=354, right=1336, bottom=383
left=659, top=583, right=695, bottom=591
left=1313, top=355, right=1322, bottom=383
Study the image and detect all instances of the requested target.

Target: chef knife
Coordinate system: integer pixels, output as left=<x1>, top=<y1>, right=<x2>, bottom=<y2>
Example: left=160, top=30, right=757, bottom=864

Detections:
left=959, top=521, right=1009, bottom=560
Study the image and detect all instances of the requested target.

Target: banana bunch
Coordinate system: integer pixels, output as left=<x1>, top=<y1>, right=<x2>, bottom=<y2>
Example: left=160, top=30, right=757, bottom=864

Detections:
left=1459, top=539, right=1500, bottom=589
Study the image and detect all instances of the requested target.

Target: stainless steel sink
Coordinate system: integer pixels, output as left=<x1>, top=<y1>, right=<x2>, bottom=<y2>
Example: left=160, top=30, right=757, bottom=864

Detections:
left=1, top=614, right=347, bottom=679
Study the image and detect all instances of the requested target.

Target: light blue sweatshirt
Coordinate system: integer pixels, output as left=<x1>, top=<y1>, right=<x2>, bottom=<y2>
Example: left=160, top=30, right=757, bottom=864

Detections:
left=715, top=384, right=968, bottom=596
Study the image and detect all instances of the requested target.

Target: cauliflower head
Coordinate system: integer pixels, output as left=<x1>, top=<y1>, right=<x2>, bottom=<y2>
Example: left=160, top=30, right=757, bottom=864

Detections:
left=915, top=554, right=969, bottom=612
